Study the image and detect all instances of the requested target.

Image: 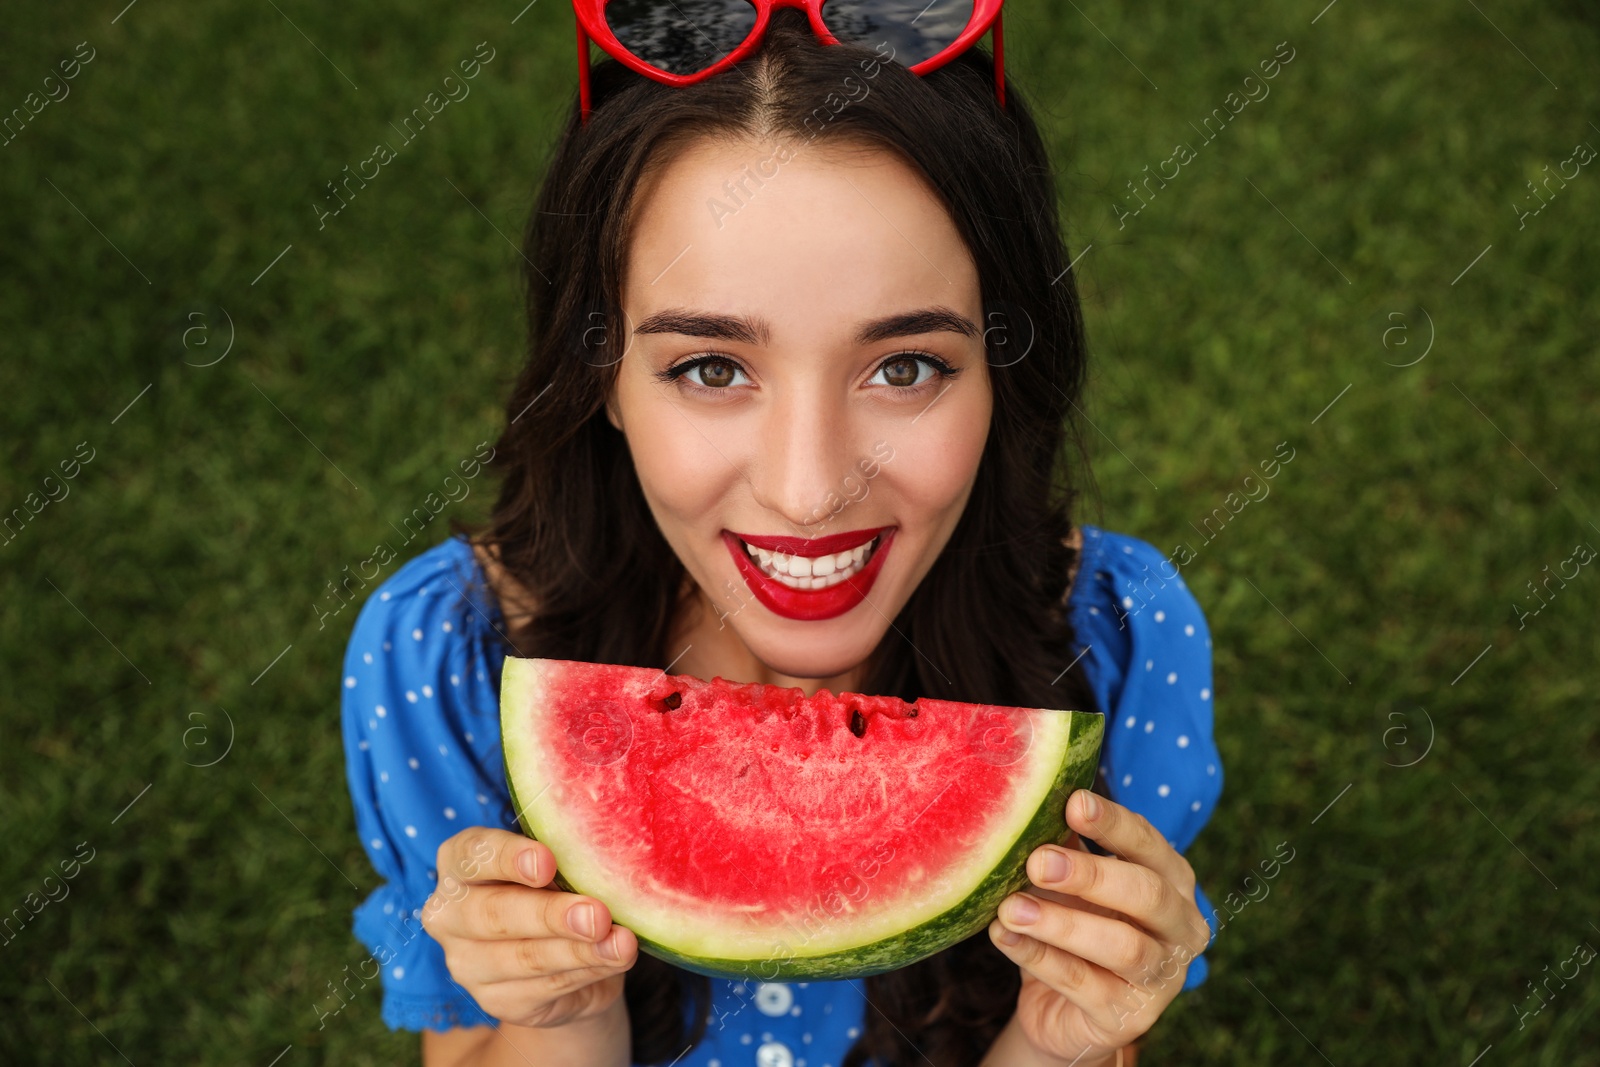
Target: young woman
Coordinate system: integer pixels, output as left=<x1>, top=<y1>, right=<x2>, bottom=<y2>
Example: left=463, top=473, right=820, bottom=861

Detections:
left=340, top=4, right=1223, bottom=1065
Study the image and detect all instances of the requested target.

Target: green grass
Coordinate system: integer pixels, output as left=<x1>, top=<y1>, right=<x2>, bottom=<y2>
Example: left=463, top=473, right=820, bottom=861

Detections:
left=3, top=0, right=1597, bottom=1062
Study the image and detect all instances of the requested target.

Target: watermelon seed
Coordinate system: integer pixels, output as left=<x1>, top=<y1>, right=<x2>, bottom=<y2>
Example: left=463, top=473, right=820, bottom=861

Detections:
left=908, top=708, right=918, bottom=718
left=849, top=709, right=867, bottom=738
left=661, top=692, right=682, bottom=711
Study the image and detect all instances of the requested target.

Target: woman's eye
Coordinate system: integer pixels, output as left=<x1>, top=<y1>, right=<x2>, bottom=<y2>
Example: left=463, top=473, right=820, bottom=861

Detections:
left=681, top=359, right=747, bottom=388
left=869, top=355, right=937, bottom=388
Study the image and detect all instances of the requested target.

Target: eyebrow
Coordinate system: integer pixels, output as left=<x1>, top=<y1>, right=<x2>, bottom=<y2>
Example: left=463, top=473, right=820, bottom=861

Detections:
left=632, top=305, right=980, bottom=348
left=633, top=310, right=770, bottom=346
left=855, top=306, right=981, bottom=345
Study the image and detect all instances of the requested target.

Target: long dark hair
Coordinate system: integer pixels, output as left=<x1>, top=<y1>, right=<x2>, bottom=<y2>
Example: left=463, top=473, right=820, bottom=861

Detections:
left=467, top=10, right=1101, bottom=1064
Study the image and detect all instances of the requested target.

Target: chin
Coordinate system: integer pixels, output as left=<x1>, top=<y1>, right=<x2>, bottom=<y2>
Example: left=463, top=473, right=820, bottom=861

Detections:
left=731, top=615, right=890, bottom=683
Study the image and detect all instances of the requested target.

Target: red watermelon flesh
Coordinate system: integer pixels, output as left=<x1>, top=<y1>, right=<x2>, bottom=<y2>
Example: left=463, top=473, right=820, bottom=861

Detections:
left=501, top=657, right=1103, bottom=981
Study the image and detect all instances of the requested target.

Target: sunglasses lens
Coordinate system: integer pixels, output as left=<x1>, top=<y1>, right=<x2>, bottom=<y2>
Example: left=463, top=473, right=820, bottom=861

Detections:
left=820, top=0, right=977, bottom=66
left=604, top=0, right=760, bottom=76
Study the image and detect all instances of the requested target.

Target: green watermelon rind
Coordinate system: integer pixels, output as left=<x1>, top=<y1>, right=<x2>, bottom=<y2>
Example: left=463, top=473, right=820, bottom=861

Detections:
left=501, top=658, right=1105, bottom=982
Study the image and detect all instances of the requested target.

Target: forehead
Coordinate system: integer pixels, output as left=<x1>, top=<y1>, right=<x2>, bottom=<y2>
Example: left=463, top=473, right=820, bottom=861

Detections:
left=623, top=135, right=980, bottom=332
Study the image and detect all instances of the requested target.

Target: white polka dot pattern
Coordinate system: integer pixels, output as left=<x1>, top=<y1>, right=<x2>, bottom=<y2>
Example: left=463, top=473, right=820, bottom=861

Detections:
left=1063, top=526, right=1224, bottom=995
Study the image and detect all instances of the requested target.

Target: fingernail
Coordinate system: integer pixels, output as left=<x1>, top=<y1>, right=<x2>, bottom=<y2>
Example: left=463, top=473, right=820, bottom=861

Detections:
left=1081, top=791, right=1101, bottom=820
left=569, top=902, right=597, bottom=939
left=1004, top=894, right=1040, bottom=925
left=517, top=849, right=539, bottom=881
left=997, top=927, right=1022, bottom=946
left=1039, top=847, right=1070, bottom=883
left=597, top=931, right=621, bottom=961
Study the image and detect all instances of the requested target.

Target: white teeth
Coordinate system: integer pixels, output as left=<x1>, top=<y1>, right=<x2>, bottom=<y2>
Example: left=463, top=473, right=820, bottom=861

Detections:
left=741, top=535, right=880, bottom=591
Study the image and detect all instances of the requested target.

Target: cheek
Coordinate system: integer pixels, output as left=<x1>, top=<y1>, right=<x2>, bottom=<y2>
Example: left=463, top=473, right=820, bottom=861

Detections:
left=880, top=390, right=990, bottom=516
left=615, top=375, right=741, bottom=531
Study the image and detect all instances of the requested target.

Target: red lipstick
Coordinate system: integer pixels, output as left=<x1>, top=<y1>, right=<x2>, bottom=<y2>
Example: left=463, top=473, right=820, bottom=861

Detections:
left=721, top=526, right=895, bottom=622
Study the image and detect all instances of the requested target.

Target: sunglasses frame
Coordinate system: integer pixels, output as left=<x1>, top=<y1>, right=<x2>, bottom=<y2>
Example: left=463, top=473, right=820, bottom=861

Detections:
left=573, top=0, right=1005, bottom=123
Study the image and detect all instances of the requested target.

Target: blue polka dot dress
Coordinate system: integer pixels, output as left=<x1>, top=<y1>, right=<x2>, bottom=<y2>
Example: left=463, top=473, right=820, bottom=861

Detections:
left=340, top=524, right=1224, bottom=1062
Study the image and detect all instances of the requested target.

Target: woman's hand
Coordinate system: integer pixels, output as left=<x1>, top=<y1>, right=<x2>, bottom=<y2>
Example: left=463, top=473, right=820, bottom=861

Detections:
left=422, top=827, right=639, bottom=1029
left=987, top=789, right=1213, bottom=1064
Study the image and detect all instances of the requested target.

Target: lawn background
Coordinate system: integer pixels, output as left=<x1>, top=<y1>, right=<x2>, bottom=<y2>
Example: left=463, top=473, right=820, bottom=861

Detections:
left=2, top=0, right=1598, bottom=1063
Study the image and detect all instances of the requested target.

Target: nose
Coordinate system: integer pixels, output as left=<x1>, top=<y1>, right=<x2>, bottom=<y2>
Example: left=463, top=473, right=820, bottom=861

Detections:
left=747, top=383, right=856, bottom=535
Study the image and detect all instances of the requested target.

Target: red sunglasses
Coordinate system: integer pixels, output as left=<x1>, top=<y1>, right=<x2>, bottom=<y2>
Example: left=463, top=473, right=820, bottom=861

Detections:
left=573, top=0, right=1006, bottom=123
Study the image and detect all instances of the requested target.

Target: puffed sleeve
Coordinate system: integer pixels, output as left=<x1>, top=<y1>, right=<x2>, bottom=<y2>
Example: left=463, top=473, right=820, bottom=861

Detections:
left=1066, top=527, right=1225, bottom=991
left=339, top=536, right=517, bottom=1030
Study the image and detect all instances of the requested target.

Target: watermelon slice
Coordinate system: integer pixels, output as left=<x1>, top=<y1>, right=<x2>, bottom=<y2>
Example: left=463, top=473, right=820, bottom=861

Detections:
left=500, top=657, right=1103, bottom=981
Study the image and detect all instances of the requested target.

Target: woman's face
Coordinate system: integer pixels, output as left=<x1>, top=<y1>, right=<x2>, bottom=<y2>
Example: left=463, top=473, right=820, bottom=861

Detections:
left=612, top=135, right=991, bottom=687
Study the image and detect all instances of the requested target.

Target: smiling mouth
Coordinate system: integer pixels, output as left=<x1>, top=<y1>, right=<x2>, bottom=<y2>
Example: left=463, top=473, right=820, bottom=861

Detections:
left=721, top=527, right=895, bottom=621
left=736, top=535, right=884, bottom=591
